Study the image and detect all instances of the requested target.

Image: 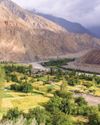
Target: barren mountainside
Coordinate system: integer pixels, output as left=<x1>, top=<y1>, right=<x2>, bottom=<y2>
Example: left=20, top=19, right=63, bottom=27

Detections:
left=0, top=0, right=100, bottom=62
left=79, top=49, right=100, bottom=65
left=37, top=13, right=91, bottom=35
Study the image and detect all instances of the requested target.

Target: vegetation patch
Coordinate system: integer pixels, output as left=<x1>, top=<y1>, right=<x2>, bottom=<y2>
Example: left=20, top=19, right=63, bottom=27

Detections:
left=0, top=62, right=100, bottom=124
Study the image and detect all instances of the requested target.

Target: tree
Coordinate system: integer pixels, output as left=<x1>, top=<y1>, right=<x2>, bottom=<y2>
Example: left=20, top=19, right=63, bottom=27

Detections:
left=60, top=98, right=75, bottom=114
left=28, top=65, right=32, bottom=76
left=50, top=67, right=54, bottom=76
left=60, top=77, right=67, bottom=91
left=98, top=104, right=100, bottom=111
left=22, top=83, right=33, bottom=93
left=10, top=74, right=18, bottom=82
left=88, top=111, right=100, bottom=125
left=45, top=96, right=62, bottom=113
left=55, top=90, right=73, bottom=99
left=27, top=107, right=50, bottom=125
left=52, top=112, right=74, bottom=125
left=3, top=108, right=21, bottom=120
left=75, top=97, right=87, bottom=106
left=67, top=78, right=78, bottom=86
left=10, top=83, right=33, bottom=93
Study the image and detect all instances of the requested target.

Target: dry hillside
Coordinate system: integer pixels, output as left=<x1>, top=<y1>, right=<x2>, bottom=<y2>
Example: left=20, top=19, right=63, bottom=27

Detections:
left=0, top=0, right=100, bottom=62
left=79, top=49, right=100, bottom=65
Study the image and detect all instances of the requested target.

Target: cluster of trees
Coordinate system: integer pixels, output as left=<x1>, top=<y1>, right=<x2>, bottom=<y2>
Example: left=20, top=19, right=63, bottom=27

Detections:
left=10, top=83, right=33, bottom=93
left=43, top=58, right=75, bottom=67
left=0, top=64, right=34, bottom=93
left=32, top=65, right=100, bottom=88
left=55, top=70, right=100, bottom=86
left=79, top=74, right=93, bottom=81
left=4, top=64, right=32, bottom=76
left=45, top=90, right=100, bottom=125
left=67, top=78, right=79, bottom=86
left=1, top=107, right=74, bottom=125
left=79, top=74, right=100, bottom=85
left=1, top=89, right=100, bottom=125
left=1, top=63, right=100, bottom=125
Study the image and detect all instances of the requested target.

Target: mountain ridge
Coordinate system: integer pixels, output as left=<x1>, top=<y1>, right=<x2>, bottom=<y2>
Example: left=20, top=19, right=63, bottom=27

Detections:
left=36, top=13, right=92, bottom=35
left=0, top=0, right=100, bottom=62
left=36, top=12, right=100, bottom=38
left=88, top=26, right=100, bottom=38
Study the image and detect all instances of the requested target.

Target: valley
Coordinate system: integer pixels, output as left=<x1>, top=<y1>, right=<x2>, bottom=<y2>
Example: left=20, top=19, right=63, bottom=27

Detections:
left=0, top=61, right=100, bottom=125
left=0, top=0, right=100, bottom=125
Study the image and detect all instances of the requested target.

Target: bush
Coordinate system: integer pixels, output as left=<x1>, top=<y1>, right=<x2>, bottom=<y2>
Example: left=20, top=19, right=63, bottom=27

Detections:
left=10, top=83, right=33, bottom=93
left=88, top=111, right=100, bottom=125
left=55, top=90, right=73, bottom=99
left=45, top=96, right=62, bottom=113
left=26, top=107, right=51, bottom=125
left=52, top=112, right=74, bottom=125
left=3, top=108, right=21, bottom=120
left=68, top=78, right=78, bottom=86
left=75, top=97, right=87, bottom=106
left=82, top=82, right=93, bottom=88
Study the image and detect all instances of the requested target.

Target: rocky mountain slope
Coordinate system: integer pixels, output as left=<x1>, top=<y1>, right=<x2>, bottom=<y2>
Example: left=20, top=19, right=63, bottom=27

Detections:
left=37, top=13, right=91, bottom=35
left=0, top=0, right=100, bottom=62
left=79, top=49, right=100, bottom=65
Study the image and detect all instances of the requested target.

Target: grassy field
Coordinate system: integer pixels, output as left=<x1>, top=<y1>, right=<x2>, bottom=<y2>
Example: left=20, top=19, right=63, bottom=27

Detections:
left=0, top=89, right=50, bottom=118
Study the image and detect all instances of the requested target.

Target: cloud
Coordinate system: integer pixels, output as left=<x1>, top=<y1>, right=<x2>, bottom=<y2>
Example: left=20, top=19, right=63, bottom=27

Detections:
left=12, top=0, right=100, bottom=27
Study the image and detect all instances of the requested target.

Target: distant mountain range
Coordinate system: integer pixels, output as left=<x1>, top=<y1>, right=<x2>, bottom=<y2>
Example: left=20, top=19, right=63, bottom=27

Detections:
left=36, top=13, right=100, bottom=38
left=37, top=13, right=90, bottom=34
left=88, top=26, right=100, bottom=38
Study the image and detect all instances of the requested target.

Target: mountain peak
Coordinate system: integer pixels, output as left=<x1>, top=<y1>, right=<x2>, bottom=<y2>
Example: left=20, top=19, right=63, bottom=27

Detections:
left=0, top=0, right=17, bottom=6
left=0, top=0, right=28, bottom=20
left=0, top=0, right=65, bottom=32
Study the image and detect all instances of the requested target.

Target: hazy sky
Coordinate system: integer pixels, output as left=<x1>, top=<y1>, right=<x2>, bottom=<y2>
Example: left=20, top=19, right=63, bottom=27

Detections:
left=12, top=0, right=100, bottom=27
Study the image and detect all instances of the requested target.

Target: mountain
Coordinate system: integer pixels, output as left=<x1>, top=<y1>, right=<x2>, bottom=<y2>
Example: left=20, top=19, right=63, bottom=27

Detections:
left=79, top=49, right=100, bottom=65
left=37, top=13, right=92, bottom=35
left=88, top=26, right=100, bottom=38
left=0, top=0, right=100, bottom=62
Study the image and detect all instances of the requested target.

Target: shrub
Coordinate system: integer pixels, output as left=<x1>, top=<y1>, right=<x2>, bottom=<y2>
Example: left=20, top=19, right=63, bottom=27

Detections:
left=2, top=108, right=21, bottom=120
left=10, top=83, right=33, bottom=93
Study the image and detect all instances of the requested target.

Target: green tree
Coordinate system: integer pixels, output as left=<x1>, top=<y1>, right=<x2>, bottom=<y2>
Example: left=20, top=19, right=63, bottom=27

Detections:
left=75, top=97, right=87, bottom=106
left=55, top=90, right=73, bottom=99
left=67, top=78, right=78, bottom=86
left=52, top=112, right=74, bottom=125
left=10, top=83, right=33, bottom=93
left=60, top=77, right=68, bottom=91
left=27, top=107, right=51, bottom=125
left=45, top=96, right=62, bottom=113
left=3, top=108, right=21, bottom=120
left=88, top=111, right=100, bottom=125
left=60, top=98, right=75, bottom=114
left=21, top=83, right=33, bottom=93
